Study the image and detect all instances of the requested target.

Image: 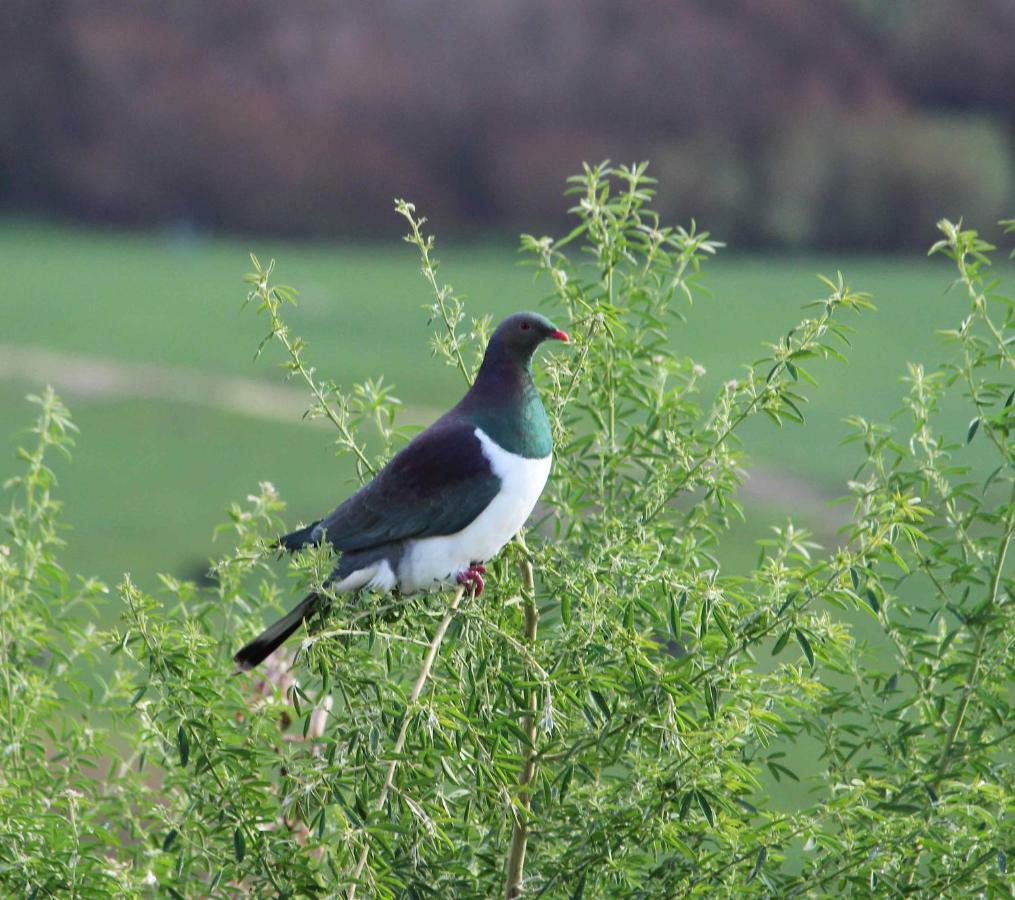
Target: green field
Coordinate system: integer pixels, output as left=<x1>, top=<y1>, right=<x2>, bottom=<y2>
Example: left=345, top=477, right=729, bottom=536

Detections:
left=1, top=219, right=1006, bottom=594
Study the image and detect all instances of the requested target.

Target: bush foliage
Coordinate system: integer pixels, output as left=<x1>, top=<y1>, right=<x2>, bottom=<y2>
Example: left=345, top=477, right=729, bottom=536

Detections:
left=0, top=166, right=1012, bottom=896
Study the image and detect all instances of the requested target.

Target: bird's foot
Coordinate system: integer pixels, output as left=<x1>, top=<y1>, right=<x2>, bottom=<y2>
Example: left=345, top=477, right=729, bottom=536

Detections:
left=456, top=564, right=486, bottom=597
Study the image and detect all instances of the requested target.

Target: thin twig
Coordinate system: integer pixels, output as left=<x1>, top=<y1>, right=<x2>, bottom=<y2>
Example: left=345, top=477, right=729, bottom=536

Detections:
left=396, top=202, right=472, bottom=385
left=504, top=559, right=539, bottom=899
left=932, top=489, right=1014, bottom=786
left=272, top=324, right=376, bottom=477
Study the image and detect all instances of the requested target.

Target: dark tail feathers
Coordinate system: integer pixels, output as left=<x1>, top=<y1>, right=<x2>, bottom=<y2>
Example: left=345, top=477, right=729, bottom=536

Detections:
left=233, top=592, right=321, bottom=671
left=276, top=520, right=322, bottom=553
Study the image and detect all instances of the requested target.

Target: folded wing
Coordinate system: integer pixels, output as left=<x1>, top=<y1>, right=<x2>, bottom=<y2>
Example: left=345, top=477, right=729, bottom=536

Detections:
left=296, top=417, right=501, bottom=553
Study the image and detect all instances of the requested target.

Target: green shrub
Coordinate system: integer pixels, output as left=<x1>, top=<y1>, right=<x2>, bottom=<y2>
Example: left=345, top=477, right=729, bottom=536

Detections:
left=0, top=166, right=1011, bottom=896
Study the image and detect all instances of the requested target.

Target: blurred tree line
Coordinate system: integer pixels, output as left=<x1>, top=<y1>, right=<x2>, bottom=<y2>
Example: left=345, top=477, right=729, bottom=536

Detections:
left=1, top=0, right=1013, bottom=249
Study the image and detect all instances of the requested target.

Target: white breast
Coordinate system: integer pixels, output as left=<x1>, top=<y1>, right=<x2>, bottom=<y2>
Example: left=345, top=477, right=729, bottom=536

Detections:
left=397, top=427, right=551, bottom=593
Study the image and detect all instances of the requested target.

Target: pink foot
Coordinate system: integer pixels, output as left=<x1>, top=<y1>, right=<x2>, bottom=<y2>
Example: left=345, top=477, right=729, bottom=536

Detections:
left=456, top=564, right=486, bottom=596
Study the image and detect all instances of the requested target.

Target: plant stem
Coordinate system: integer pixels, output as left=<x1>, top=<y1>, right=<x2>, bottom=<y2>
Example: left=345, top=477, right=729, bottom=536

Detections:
left=932, top=495, right=1014, bottom=786
left=504, top=559, right=539, bottom=899
left=554, top=317, right=599, bottom=417
left=272, top=324, right=376, bottom=477
left=642, top=296, right=846, bottom=525
left=396, top=202, right=472, bottom=384
left=348, top=585, right=467, bottom=897
left=0, top=584, right=19, bottom=781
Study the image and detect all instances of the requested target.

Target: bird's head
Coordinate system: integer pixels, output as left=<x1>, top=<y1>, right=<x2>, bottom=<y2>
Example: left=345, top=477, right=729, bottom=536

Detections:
left=489, top=312, right=569, bottom=362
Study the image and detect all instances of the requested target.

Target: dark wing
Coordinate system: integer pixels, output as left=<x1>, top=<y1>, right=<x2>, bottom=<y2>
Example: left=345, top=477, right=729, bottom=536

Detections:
left=309, top=416, right=501, bottom=552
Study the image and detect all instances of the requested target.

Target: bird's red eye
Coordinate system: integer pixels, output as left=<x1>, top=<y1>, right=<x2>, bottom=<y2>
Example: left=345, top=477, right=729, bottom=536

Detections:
left=520, top=322, right=530, bottom=330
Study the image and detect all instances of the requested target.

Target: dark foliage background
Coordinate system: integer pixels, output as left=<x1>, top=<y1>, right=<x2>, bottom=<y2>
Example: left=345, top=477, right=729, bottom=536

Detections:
left=2, top=0, right=1013, bottom=248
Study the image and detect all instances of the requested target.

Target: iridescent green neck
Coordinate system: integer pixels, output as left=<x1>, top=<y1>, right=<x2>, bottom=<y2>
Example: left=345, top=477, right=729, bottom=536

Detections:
left=466, top=378, right=552, bottom=458
left=457, top=355, right=552, bottom=459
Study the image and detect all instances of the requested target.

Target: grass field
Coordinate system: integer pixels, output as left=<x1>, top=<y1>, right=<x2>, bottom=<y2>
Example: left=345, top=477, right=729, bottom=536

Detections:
left=1, top=219, right=1007, bottom=595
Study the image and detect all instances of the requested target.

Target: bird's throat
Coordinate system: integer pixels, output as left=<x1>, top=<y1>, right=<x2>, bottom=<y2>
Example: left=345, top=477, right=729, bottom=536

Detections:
left=461, top=364, right=552, bottom=459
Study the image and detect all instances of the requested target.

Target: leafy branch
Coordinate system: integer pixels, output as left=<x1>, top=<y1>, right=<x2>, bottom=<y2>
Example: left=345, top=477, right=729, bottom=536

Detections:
left=244, top=254, right=378, bottom=479
left=396, top=199, right=476, bottom=385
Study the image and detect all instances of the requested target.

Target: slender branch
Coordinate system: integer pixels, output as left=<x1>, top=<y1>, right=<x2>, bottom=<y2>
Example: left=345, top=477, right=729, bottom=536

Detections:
left=271, top=324, right=376, bottom=477
left=640, top=335, right=800, bottom=527
left=395, top=201, right=472, bottom=384
left=932, top=492, right=1014, bottom=785
left=246, top=260, right=377, bottom=478
left=554, top=317, right=600, bottom=417
left=953, top=242, right=1015, bottom=371
left=642, top=398, right=758, bottom=525
left=348, top=585, right=467, bottom=897
left=505, top=559, right=539, bottom=899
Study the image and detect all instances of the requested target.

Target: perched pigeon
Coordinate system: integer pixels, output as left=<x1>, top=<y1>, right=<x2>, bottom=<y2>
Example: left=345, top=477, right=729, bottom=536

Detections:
left=234, top=312, right=568, bottom=669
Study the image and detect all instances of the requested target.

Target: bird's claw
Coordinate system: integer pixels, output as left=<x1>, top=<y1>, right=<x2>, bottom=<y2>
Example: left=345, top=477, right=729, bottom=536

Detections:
left=456, top=564, right=486, bottom=596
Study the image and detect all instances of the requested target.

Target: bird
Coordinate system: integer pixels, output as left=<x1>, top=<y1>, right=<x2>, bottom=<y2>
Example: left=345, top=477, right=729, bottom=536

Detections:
left=234, top=311, right=569, bottom=669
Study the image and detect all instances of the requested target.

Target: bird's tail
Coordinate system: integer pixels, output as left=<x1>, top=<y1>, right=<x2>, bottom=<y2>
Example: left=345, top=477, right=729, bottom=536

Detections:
left=233, top=592, right=321, bottom=671
left=276, top=520, right=321, bottom=553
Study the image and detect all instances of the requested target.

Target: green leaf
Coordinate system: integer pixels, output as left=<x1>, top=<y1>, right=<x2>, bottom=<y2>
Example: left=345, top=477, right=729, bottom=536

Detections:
left=767, top=760, right=800, bottom=782
left=713, top=607, right=736, bottom=645
left=678, top=791, right=694, bottom=820
left=559, top=764, right=574, bottom=802
left=772, top=630, right=791, bottom=656
left=776, top=591, right=799, bottom=617
left=177, top=725, right=190, bottom=768
left=885, top=543, right=910, bottom=574
left=967, top=417, right=980, bottom=443
left=696, top=791, right=715, bottom=827
left=795, top=629, right=815, bottom=668
left=162, top=829, right=178, bottom=852
left=747, top=846, right=767, bottom=883
left=704, top=681, right=717, bottom=720
left=698, top=600, right=709, bottom=639
left=863, top=588, right=880, bottom=614
left=233, top=826, right=245, bottom=863
left=590, top=689, right=612, bottom=720
left=668, top=594, right=680, bottom=639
